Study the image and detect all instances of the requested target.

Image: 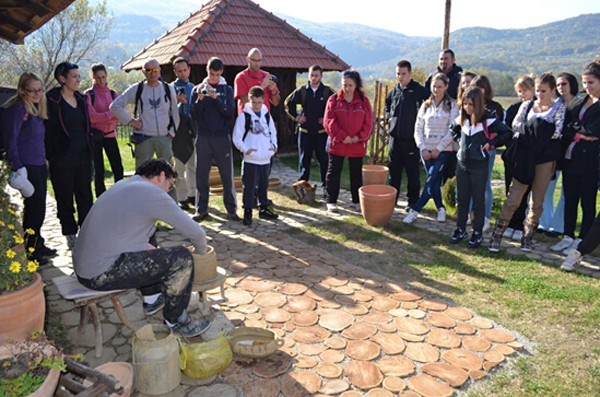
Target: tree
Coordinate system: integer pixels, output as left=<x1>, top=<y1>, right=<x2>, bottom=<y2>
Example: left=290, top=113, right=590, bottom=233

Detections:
left=0, top=0, right=113, bottom=89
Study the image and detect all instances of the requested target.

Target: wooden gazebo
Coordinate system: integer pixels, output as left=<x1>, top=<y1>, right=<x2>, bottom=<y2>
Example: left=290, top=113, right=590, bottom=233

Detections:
left=121, top=0, right=350, bottom=150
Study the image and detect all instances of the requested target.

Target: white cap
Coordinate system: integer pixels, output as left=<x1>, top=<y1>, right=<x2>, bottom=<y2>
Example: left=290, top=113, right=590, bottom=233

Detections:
left=8, top=168, right=34, bottom=198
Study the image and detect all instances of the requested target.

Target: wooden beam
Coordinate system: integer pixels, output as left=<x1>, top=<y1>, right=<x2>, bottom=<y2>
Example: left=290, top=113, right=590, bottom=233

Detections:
left=442, top=0, right=451, bottom=49
left=0, top=13, right=35, bottom=33
left=0, top=27, right=22, bottom=44
left=1, top=0, right=52, bottom=17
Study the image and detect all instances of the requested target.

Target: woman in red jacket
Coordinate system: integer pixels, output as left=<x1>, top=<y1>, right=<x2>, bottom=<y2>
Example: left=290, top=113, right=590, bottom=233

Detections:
left=323, top=70, right=373, bottom=213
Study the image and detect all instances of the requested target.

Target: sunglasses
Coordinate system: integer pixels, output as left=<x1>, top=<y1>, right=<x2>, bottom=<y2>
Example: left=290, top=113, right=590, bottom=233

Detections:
left=145, top=68, right=160, bottom=73
left=25, top=89, right=44, bottom=94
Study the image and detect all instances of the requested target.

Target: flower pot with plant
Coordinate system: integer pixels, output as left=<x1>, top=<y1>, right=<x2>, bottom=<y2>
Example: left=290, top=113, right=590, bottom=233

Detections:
left=0, top=162, right=45, bottom=343
left=0, top=331, right=65, bottom=397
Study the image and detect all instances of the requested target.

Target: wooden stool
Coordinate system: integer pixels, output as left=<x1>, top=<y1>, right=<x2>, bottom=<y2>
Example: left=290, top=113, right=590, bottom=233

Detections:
left=52, top=276, right=137, bottom=358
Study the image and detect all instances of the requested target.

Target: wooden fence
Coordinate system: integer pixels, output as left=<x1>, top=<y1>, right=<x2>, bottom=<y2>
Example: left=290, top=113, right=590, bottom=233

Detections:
left=367, top=81, right=390, bottom=164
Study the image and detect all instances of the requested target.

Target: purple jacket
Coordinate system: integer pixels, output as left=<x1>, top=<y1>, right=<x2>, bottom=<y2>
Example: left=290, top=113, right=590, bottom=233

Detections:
left=2, top=102, right=46, bottom=169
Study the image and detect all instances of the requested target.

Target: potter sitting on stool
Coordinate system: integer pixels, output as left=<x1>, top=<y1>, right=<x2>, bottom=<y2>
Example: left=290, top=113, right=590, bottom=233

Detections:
left=72, top=159, right=210, bottom=337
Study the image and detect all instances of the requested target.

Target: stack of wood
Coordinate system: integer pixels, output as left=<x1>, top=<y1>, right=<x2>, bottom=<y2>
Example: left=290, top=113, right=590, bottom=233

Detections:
left=56, top=359, right=123, bottom=397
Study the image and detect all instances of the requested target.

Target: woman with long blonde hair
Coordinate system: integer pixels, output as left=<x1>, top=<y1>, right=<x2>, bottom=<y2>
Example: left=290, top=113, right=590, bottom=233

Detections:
left=2, top=72, right=56, bottom=265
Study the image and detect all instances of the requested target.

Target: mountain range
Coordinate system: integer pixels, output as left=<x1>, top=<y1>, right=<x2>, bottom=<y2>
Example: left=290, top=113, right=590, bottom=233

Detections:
left=103, top=6, right=600, bottom=82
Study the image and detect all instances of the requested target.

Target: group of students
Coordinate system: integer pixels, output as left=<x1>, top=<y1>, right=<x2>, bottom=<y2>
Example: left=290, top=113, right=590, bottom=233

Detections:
left=399, top=59, right=600, bottom=272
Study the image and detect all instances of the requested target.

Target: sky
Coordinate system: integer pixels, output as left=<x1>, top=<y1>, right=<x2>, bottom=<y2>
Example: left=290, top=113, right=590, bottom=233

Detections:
left=224, top=0, right=600, bottom=37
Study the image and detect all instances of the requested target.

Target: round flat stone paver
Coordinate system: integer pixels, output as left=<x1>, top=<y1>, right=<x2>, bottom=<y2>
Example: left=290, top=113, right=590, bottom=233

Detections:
left=291, top=326, right=331, bottom=343
left=322, top=276, right=348, bottom=287
left=391, top=290, right=423, bottom=302
left=455, top=321, right=477, bottom=335
left=319, top=311, right=355, bottom=331
left=226, top=288, right=253, bottom=305
left=291, top=312, right=319, bottom=327
left=442, top=349, right=484, bottom=371
left=295, top=356, right=318, bottom=369
left=362, top=310, right=392, bottom=325
left=407, top=374, right=454, bottom=397
left=319, top=349, right=345, bottom=363
left=382, top=376, right=406, bottom=393
left=389, top=308, right=409, bottom=317
left=483, top=350, right=505, bottom=363
left=377, top=323, right=397, bottom=333
left=426, top=328, right=461, bottom=349
left=341, top=322, right=378, bottom=340
left=262, top=307, right=291, bottom=323
left=408, top=309, right=426, bottom=319
left=345, top=340, right=381, bottom=360
left=425, top=312, right=456, bottom=328
left=326, top=337, right=347, bottom=349
left=404, top=342, right=440, bottom=363
left=394, top=317, right=430, bottom=335
left=421, top=362, right=469, bottom=387
left=305, top=289, right=334, bottom=302
left=444, top=307, right=473, bottom=321
left=344, top=360, right=384, bottom=390
left=418, top=298, right=447, bottom=311
left=469, top=369, right=487, bottom=381
left=371, top=296, right=399, bottom=311
left=470, top=317, right=493, bottom=329
left=343, top=304, right=369, bottom=315
left=239, top=278, right=277, bottom=292
left=298, top=344, right=328, bottom=355
left=398, top=331, right=425, bottom=342
left=376, top=356, right=415, bottom=377
left=462, top=336, right=491, bottom=352
left=365, top=388, right=393, bottom=397
left=286, top=295, right=317, bottom=312
left=317, top=363, right=343, bottom=378
left=280, top=371, right=321, bottom=397
left=243, top=378, right=280, bottom=397
left=252, top=350, right=294, bottom=378
left=254, top=292, right=287, bottom=307
left=480, top=329, right=516, bottom=343
left=372, top=333, right=405, bottom=354
left=340, top=392, right=363, bottom=397
left=319, top=379, right=350, bottom=395
left=493, top=344, right=515, bottom=356
left=280, top=283, right=309, bottom=295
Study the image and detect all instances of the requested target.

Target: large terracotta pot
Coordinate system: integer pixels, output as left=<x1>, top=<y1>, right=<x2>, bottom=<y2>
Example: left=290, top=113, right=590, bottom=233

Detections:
left=209, top=166, right=220, bottom=186
left=359, top=185, right=397, bottom=226
left=0, top=272, right=45, bottom=343
left=29, top=368, right=60, bottom=397
left=362, top=165, right=389, bottom=186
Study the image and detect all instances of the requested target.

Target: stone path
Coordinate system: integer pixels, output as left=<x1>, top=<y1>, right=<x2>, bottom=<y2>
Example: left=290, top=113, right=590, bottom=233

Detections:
left=17, top=157, right=596, bottom=396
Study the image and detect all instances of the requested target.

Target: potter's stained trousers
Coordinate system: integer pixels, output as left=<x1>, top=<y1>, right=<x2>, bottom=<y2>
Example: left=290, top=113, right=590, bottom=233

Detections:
left=78, top=246, right=194, bottom=323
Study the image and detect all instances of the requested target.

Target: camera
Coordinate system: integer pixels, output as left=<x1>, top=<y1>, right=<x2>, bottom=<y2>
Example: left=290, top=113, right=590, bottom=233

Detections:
left=201, top=86, right=216, bottom=95
left=270, top=74, right=278, bottom=84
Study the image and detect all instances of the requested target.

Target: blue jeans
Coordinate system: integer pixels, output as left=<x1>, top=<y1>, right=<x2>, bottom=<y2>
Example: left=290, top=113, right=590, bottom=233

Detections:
left=539, top=171, right=564, bottom=233
left=412, top=151, right=450, bottom=212
left=468, top=148, right=495, bottom=219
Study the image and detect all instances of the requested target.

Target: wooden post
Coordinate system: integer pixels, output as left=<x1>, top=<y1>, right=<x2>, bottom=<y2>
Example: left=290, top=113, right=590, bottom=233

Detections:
left=442, top=0, right=451, bottom=49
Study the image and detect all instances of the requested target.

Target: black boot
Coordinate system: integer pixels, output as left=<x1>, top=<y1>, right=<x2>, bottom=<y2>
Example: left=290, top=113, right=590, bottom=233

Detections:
left=243, top=209, right=252, bottom=226
left=259, top=206, right=278, bottom=220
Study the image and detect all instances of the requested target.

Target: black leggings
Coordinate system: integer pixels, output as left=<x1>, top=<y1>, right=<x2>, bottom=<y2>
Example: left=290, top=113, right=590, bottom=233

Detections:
left=326, top=153, right=362, bottom=204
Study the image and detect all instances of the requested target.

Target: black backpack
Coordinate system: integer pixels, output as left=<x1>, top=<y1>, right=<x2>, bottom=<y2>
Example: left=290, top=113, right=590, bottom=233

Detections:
left=86, top=88, right=117, bottom=106
left=132, top=81, right=175, bottom=132
left=243, top=112, right=271, bottom=141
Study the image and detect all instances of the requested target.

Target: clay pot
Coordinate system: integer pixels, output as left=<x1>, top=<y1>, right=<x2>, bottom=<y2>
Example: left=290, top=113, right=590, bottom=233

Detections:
left=84, top=362, right=134, bottom=397
left=192, top=245, right=218, bottom=282
left=0, top=272, right=45, bottom=344
left=208, top=166, right=220, bottom=186
left=210, top=177, right=243, bottom=194
left=268, top=177, right=281, bottom=189
left=362, top=165, right=389, bottom=186
left=359, top=185, right=397, bottom=226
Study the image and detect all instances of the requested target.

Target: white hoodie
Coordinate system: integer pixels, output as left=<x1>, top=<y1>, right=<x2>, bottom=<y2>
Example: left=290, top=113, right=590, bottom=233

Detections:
left=232, top=103, right=278, bottom=165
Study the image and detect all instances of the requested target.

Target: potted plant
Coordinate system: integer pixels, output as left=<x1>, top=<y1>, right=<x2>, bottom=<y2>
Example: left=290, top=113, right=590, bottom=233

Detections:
left=0, top=162, right=45, bottom=343
left=0, top=331, right=65, bottom=397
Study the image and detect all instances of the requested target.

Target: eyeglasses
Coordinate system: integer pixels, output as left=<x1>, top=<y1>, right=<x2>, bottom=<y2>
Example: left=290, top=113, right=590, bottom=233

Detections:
left=25, top=89, right=44, bottom=94
left=144, top=68, right=160, bottom=73
left=249, top=58, right=262, bottom=62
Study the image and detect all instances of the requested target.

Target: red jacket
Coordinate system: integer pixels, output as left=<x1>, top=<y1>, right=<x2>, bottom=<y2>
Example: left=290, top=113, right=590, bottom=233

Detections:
left=324, top=91, right=373, bottom=157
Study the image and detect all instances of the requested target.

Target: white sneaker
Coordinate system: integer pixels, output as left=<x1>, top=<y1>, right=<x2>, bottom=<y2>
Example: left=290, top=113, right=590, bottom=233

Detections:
left=403, top=209, right=419, bottom=224
left=550, top=236, right=574, bottom=252
left=326, top=203, right=339, bottom=213
left=563, top=238, right=581, bottom=255
left=503, top=228, right=515, bottom=239
left=466, top=215, right=471, bottom=225
left=512, top=230, right=523, bottom=241
left=561, top=250, right=582, bottom=272
left=437, top=208, right=446, bottom=223
left=483, top=217, right=491, bottom=233
left=348, top=202, right=360, bottom=211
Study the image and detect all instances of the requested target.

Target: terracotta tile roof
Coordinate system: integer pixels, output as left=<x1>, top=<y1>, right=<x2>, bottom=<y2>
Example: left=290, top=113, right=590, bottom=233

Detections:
left=121, top=0, right=349, bottom=71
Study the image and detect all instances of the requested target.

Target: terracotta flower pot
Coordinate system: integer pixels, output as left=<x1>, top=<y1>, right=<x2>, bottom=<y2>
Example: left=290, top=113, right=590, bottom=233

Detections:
left=362, top=165, right=389, bottom=186
left=28, top=368, right=60, bottom=397
left=208, top=166, right=220, bottom=186
left=0, top=272, right=45, bottom=343
left=359, top=185, right=397, bottom=226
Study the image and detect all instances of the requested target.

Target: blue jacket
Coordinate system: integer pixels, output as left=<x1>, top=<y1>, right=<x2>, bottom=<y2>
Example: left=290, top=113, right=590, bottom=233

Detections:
left=190, top=77, right=235, bottom=136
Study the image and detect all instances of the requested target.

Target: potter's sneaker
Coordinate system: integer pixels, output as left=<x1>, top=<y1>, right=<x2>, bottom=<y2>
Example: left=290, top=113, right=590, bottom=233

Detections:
left=143, top=294, right=165, bottom=316
left=168, top=312, right=211, bottom=338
